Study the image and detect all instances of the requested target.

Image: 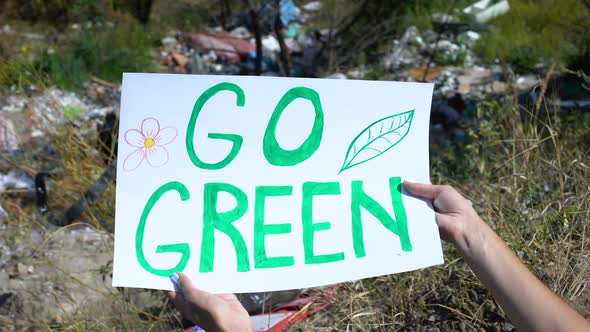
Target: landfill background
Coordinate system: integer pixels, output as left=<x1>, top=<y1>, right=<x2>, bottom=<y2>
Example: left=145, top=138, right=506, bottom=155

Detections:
left=1, top=0, right=589, bottom=331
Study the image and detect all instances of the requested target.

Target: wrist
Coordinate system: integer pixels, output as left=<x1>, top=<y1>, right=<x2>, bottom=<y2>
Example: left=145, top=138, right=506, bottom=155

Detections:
left=455, top=215, right=494, bottom=262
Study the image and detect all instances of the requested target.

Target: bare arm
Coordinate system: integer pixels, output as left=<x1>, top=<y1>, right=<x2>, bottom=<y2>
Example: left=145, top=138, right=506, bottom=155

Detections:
left=405, top=181, right=590, bottom=332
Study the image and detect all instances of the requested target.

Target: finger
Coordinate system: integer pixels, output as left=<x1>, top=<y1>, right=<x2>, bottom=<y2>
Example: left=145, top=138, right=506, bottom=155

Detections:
left=167, top=290, right=183, bottom=304
left=217, top=293, right=247, bottom=312
left=176, top=273, right=222, bottom=313
left=217, top=293, right=239, bottom=302
left=435, top=212, right=454, bottom=242
left=167, top=291, right=194, bottom=322
left=403, top=181, right=449, bottom=201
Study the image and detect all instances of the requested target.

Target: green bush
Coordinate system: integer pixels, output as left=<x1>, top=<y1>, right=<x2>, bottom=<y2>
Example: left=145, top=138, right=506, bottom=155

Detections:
left=0, top=57, right=49, bottom=89
left=39, top=21, right=154, bottom=90
left=1, top=0, right=159, bottom=26
left=361, top=65, right=385, bottom=81
left=0, top=21, right=155, bottom=91
left=1, top=0, right=111, bottom=27
left=504, top=47, right=542, bottom=74
left=433, top=47, right=467, bottom=66
left=150, top=0, right=212, bottom=32
left=478, top=0, right=590, bottom=70
left=400, top=0, right=473, bottom=31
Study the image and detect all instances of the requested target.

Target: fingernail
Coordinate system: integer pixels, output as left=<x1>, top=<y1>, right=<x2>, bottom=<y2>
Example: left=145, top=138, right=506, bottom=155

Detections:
left=170, top=272, right=181, bottom=293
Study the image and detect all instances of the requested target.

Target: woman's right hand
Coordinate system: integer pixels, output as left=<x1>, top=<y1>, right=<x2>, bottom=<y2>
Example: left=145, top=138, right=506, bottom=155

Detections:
left=404, top=181, right=590, bottom=332
left=403, top=181, right=490, bottom=259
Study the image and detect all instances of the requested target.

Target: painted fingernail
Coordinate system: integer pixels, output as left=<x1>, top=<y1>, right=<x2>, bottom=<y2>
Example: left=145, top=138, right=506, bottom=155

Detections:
left=170, top=272, right=181, bottom=293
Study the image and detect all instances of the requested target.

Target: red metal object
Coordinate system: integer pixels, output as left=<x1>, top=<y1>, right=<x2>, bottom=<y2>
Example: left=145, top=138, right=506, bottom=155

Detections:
left=252, top=287, right=337, bottom=332
left=190, top=33, right=241, bottom=63
left=184, top=287, right=338, bottom=332
left=213, top=32, right=256, bottom=56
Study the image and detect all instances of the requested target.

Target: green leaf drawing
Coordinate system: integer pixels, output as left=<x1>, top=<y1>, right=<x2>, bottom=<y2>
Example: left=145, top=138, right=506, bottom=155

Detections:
left=339, top=109, right=415, bottom=173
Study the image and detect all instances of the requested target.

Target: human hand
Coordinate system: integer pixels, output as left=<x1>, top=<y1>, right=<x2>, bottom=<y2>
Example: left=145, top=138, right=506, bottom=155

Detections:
left=168, top=273, right=253, bottom=332
left=403, top=181, right=491, bottom=258
left=405, top=182, right=590, bottom=331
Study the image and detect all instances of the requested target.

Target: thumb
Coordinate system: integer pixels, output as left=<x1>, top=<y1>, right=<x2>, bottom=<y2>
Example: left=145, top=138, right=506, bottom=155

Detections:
left=176, top=273, right=222, bottom=317
left=176, top=272, right=196, bottom=293
left=404, top=181, right=448, bottom=201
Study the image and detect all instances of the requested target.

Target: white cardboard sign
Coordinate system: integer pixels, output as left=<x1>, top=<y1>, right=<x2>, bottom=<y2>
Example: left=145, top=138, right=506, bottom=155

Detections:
left=112, top=73, right=443, bottom=293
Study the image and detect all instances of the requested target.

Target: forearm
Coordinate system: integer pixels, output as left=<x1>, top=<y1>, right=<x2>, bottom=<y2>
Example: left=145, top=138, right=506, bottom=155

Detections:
left=403, top=181, right=589, bottom=330
left=459, top=219, right=589, bottom=331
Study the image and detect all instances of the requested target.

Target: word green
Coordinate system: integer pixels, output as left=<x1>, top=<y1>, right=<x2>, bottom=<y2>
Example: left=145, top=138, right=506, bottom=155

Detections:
left=135, top=177, right=411, bottom=275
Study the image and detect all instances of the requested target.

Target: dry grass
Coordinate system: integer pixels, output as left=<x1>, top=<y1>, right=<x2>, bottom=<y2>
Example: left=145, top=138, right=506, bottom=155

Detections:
left=0, top=93, right=183, bottom=331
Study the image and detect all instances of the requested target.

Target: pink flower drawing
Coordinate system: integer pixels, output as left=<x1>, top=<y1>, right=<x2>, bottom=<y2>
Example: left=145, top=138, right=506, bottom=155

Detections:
left=123, top=118, right=178, bottom=171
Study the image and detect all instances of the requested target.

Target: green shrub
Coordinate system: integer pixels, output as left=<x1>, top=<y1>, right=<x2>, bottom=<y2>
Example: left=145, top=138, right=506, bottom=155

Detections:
left=1, top=0, right=160, bottom=26
left=0, top=20, right=155, bottom=91
left=0, top=57, right=48, bottom=89
left=400, top=0, right=473, bottom=31
left=39, top=21, right=154, bottom=90
left=150, top=0, right=212, bottom=32
left=361, top=65, right=385, bottom=81
left=433, top=47, right=467, bottom=66
left=478, top=0, right=590, bottom=70
left=504, top=47, right=542, bottom=74
left=1, top=0, right=111, bottom=27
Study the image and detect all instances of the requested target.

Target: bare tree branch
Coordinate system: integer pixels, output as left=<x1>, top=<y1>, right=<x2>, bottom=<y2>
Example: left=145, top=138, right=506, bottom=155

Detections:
left=242, top=0, right=263, bottom=75
left=274, top=0, right=291, bottom=76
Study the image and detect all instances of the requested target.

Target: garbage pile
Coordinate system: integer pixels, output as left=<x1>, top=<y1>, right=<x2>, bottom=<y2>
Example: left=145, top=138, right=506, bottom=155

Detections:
left=156, top=2, right=526, bottom=151
left=379, top=25, right=538, bottom=97
left=155, top=0, right=538, bottom=108
left=160, top=0, right=326, bottom=77
left=381, top=26, right=476, bottom=73
left=0, top=80, right=119, bottom=154
left=0, top=82, right=129, bottom=327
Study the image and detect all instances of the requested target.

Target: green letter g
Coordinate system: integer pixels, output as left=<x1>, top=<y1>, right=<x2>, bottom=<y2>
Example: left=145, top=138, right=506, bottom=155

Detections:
left=136, top=181, right=191, bottom=276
